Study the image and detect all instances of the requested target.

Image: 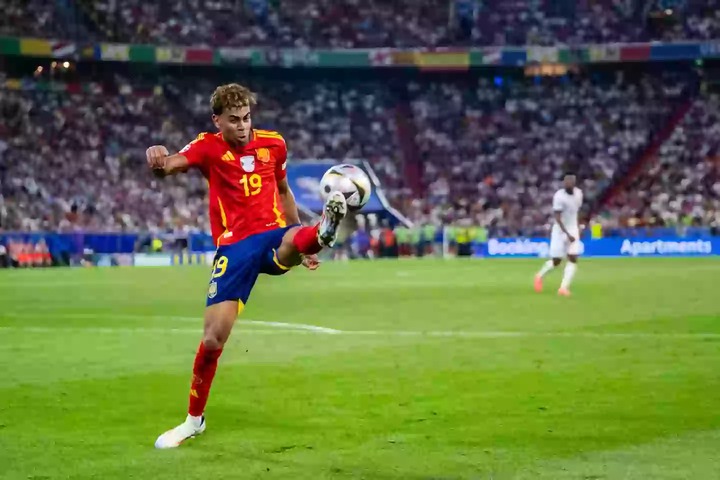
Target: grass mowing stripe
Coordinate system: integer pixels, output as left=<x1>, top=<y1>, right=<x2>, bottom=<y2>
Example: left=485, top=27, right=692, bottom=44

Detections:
left=2, top=325, right=719, bottom=339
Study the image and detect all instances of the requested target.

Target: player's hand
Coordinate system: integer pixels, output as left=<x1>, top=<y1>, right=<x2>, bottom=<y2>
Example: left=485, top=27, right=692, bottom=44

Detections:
left=146, top=145, right=169, bottom=170
left=301, top=254, right=320, bottom=271
left=567, top=233, right=576, bottom=243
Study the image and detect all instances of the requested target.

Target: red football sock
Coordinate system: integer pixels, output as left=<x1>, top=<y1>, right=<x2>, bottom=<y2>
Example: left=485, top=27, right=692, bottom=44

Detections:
left=292, top=224, right=322, bottom=255
left=188, top=342, right=223, bottom=417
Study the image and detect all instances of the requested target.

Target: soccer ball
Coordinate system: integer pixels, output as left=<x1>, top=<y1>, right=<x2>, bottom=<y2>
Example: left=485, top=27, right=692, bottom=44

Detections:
left=319, top=164, right=372, bottom=211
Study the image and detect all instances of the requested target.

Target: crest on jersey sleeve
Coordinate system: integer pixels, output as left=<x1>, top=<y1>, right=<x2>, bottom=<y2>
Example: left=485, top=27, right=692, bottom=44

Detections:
left=256, top=148, right=270, bottom=163
left=240, top=155, right=255, bottom=172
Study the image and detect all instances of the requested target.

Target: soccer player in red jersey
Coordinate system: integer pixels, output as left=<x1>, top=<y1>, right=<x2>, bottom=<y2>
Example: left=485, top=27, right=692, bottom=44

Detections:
left=147, top=84, right=348, bottom=448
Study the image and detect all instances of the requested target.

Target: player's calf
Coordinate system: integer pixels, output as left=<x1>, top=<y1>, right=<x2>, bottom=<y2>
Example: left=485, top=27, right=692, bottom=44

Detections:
left=558, top=255, right=578, bottom=296
left=155, top=301, right=238, bottom=448
left=275, top=191, right=348, bottom=267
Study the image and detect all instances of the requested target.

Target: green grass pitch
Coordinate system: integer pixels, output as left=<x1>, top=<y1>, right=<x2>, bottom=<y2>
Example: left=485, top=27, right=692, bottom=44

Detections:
left=1, top=258, right=719, bottom=479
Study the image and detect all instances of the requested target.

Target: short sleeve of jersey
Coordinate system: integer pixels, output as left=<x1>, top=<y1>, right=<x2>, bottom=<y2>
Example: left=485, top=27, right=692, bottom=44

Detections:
left=552, top=191, right=565, bottom=212
left=179, top=133, right=210, bottom=168
left=274, top=139, right=288, bottom=181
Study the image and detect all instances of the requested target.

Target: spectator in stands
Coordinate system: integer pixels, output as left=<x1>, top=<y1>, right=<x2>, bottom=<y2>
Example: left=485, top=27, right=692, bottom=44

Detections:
left=349, top=226, right=372, bottom=259
left=0, top=241, right=7, bottom=268
left=409, top=72, right=685, bottom=237
left=604, top=92, right=719, bottom=233
left=0, top=67, right=713, bottom=241
left=0, top=75, right=405, bottom=233
left=6, top=0, right=720, bottom=47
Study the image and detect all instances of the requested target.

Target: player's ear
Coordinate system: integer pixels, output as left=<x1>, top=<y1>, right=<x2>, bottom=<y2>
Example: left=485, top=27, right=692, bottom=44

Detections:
left=212, top=114, right=221, bottom=130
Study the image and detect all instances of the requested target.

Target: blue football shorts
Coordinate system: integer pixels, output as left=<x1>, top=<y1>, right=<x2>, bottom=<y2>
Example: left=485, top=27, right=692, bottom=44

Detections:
left=206, top=224, right=300, bottom=308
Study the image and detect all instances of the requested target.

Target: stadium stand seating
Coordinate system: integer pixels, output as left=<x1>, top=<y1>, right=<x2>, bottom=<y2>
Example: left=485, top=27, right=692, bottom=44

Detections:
left=1, top=71, right=703, bottom=235
left=1, top=0, right=719, bottom=47
left=603, top=93, right=720, bottom=232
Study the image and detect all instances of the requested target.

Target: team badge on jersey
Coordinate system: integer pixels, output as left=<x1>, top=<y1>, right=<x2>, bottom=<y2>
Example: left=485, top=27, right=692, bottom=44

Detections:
left=240, top=155, right=255, bottom=172
left=208, top=281, right=218, bottom=299
left=256, top=148, right=270, bottom=163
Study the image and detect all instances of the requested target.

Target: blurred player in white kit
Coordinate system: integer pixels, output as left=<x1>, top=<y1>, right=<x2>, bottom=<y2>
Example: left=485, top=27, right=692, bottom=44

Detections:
left=534, top=173, right=583, bottom=296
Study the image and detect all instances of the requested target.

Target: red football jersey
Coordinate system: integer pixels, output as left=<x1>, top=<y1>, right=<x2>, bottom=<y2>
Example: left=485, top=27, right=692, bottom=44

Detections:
left=180, top=129, right=289, bottom=246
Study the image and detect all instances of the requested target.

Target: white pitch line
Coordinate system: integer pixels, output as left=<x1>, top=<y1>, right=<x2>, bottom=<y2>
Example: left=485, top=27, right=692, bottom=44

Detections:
left=0, top=326, right=323, bottom=335
left=0, top=326, right=201, bottom=334
left=0, top=326, right=718, bottom=339
left=0, top=312, right=340, bottom=333
left=242, top=320, right=341, bottom=334
left=337, top=331, right=720, bottom=339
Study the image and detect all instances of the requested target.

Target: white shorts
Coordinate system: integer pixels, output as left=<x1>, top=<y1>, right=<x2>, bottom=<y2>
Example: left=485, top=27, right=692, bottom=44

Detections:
left=549, top=226, right=580, bottom=258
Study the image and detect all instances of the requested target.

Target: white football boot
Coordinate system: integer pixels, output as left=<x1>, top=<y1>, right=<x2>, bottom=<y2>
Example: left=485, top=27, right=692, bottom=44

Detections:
left=318, top=191, right=347, bottom=248
left=154, top=415, right=206, bottom=449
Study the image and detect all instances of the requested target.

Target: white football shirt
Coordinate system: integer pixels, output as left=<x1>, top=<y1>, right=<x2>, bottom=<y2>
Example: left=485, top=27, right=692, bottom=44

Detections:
left=552, top=188, right=583, bottom=230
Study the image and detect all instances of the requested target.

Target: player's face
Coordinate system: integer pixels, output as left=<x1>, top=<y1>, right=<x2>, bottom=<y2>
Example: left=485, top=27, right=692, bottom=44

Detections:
left=214, top=106, right=252, bottom=145
left=563, top=175, right=576, bottom=192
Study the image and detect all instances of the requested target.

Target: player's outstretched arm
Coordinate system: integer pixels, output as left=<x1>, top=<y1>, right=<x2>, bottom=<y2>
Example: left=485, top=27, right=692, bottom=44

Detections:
left=146, top=145, right=191, bottom=178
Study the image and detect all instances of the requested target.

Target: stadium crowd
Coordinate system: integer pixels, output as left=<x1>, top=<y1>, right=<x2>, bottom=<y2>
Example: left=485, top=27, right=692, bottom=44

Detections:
left=3, top=69, right=711, bottom=241
left=1, top=0, right=720, bottom=47
left=405, top=72, right=687, bottom=236
left=0, top=83, right=209, bottom=233
left=0, top=75, right=407, bottom=234
left=604, top=93, right=720, bottom=231
left=175, top=78, right=406, bottom=198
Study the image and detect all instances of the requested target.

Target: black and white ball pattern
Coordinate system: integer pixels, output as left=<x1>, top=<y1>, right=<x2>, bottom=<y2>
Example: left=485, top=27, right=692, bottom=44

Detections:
left=319, top=164, right=372, bottom=211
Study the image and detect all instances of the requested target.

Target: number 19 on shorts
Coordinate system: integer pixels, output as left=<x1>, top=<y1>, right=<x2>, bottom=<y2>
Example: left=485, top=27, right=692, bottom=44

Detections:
left=211, top=256, right=228, bottom=278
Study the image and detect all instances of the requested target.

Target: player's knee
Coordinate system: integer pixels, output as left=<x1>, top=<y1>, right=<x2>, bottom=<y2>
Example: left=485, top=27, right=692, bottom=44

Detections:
left=567, top=255, right=578, bottom=264
left=202, top=310, right=235, bottom=349
left=552, top=258, right=563, bottom=267
left=202, top=330, right=227, bottom=350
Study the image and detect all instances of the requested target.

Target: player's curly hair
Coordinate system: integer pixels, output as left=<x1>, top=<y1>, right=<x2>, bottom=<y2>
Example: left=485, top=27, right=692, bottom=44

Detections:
left=210, top=83, right=257, bottom=115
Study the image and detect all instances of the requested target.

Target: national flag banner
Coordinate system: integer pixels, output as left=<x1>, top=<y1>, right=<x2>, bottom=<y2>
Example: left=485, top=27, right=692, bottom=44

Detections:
left=390, top=50, right=416, bottom=67
left=80, top=44, right=99, bottom=60
left=4, top=78, right=22, bottom=90
left=20, top=38, right=52, bottom=56
left=481, top=48, right=502, bottom=65
left=589, top=44, right=620, bottom=62
left=218, top=47, right=253, bottom=65
left=51, top=41, right=77, bottom=58
left=368, top=49, right=393, bottom=66
left=700, top=41, right=720, bottom=58
left=416, top=51, right=470, bottom=71
left=0, top=36, right=21, bottom=55
left=156, top=46, right=186, bottom=63
left=559, top=48, right=590, bottom=64
left=527, top=46, right=558, bottom=64
left=620, top=44, right=651, bottom=61
left=101, top=43, right=130, bottom=61
left=185, top=48, right=214, bottom=64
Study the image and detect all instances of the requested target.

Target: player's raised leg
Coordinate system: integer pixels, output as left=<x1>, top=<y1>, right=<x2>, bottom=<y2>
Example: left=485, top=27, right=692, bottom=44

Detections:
left=275, top=191, right=348, bottom=267
left=154, top=300, right=238, bottom=448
